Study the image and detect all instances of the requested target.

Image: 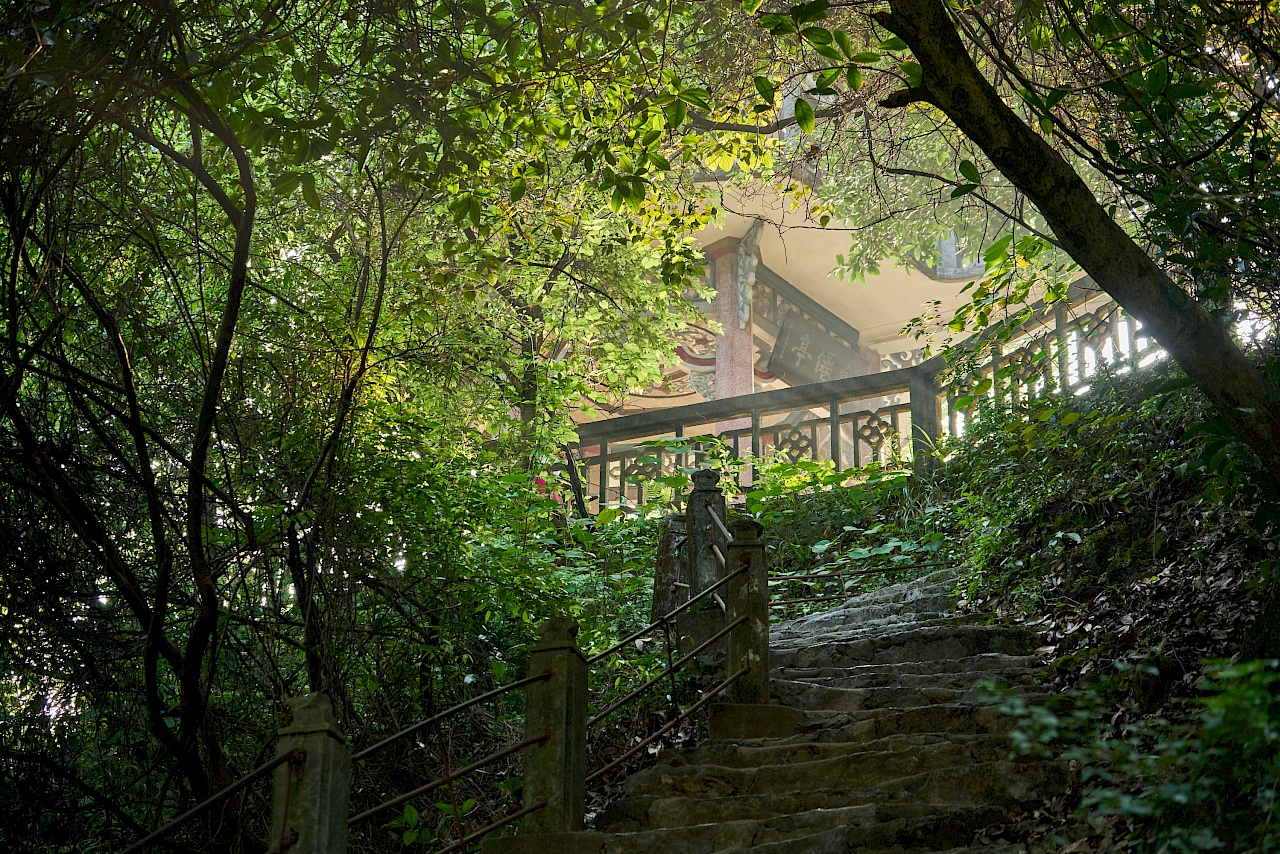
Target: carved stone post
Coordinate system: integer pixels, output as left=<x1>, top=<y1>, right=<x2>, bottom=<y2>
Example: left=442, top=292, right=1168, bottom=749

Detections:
left=651, top=512, right=687, bottom=622
left=726, top=518, right=769, bottom=704
left=679, top=469, right=727, bottom=655
left=910, top=365, right=942, bottom=476
left=520, top=618, right=587, bottom=835
left=269, top=693, right=351, bottom=854
left=685, top=469, right=726, bottom=593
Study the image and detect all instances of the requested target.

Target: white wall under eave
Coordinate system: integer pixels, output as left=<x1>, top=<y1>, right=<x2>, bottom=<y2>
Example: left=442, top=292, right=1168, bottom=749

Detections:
left=696, top=181, right=978, bottom=355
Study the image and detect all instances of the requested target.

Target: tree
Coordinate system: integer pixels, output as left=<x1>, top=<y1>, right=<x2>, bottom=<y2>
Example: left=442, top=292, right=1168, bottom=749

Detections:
left=0, top=0, right=740, bottom=847
left=708, top=0, right=1280, bottom=483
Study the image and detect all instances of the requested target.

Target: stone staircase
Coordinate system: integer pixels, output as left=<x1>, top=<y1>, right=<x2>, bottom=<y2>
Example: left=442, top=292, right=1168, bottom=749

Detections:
left=488, top=568, right=1068, bottom=853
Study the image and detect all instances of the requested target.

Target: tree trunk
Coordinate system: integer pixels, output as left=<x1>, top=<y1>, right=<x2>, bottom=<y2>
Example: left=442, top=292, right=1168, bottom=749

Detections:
left=874, top=0, right=1280, bottom=483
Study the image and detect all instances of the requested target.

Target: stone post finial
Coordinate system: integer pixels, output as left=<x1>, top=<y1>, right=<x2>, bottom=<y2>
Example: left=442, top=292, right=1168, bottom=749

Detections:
left=536, top=616, right=580, bottom=645
left=691, top=468, right=720, bottom=491
left=729, top=517, right=764, bottom=544
left=280, top=692, right=343, bottom=739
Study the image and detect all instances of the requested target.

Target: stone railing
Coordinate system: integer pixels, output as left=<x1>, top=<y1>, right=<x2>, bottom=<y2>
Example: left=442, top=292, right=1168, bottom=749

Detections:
left=573, top=359, right=945, bottom=508
left=119, top=473, right=772, bottom=854
left=571, top=281, right=1161, bottom=508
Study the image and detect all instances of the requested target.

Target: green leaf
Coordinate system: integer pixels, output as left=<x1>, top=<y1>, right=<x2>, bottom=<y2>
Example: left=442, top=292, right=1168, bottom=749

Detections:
left=1045, top=88, right=1069, bottom=109
left=800, top=26, right=833, bottom=46
left=845, top=66, right=863, bottom=91
left=951, top=183, right=978, bottom=198
left=898, top=61, right=922, bottom=87
left=1167, top=83, right=1210, bottom=100
left=1038, top=115, right=1054, bottom=136
left=272, top=171, right=303, bottom=195
left=742, top=0, right=766, bottom=12
left=815, top=68, right=841, bottom=90
left=790, top=0, right=830, bottom=25
left=850, top=51, right=881, bottom=62
left=810, top=42, right=844, bottom=61
left=664, top=99, right=687, bottom=127
left=679, top=87, right=711, bottom=111
left=1147, top=59, right=1168, bottom=95
left=758, top=13, right=797, bottom=34
left=959, top=159, right=981, bottom=184
left=977, top=234, right=1008, bottom=263
left=300, top=172, right=321, bottom=210
left=510, top=177, right=526, bottom=203
left=879, top=36, right=909, bottom=52
left=833, top=30, right=852, bottom=57
left=1018, top=87, right=1045, bottom=110
left=794, top=97, right=815, bottom=133
left=753, top=75, right=776, bottom=104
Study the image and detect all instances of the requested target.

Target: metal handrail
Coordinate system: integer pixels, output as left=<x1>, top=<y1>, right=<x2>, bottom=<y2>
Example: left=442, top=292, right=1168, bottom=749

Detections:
left=587, top=614, right=748, bottom=727
left=353, top=671, right=552, bottom=761
left=118, top=749, right=303, bottom=854
left=350, top=734, right=550, bottom=826
left=586, top=565, right=747, bottom=665
left=433, top=799, right=547, bottom=854
left=586, top=664, right=749, bottom=784
left=709, top=509, right=733, bottom=545
left=710, top=543, right=727, bottom=568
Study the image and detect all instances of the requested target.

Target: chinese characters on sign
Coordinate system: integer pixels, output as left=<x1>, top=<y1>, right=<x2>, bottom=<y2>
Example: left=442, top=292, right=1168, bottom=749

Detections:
left=767, top=312, right=868, bottom=386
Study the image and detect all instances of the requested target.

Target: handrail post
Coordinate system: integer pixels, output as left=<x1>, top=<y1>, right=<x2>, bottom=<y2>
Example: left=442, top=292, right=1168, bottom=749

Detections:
left=652, top=512, right=687, bottom=621
left=726, top=518, right=769, bottom=704
left=268, top=693, right=351, bottom=854
left=686, top=469, right=725, bottom=593
left=910, top=364, right=942, bottom=476
left=680, top=469, right=726, bottom=656
left=520, top=618, right=587, bottom=834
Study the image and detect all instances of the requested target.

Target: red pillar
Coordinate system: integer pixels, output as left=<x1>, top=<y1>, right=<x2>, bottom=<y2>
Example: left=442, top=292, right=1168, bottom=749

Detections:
left=709, top=241, right=756, bottom=401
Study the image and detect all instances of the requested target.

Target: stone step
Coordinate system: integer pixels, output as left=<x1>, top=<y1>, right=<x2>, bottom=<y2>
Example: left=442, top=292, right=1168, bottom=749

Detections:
left=725, top=825, right=846, bottom=853
left=662, top=732, right=1008, bottom=771
left=763, top=702, right=1023, bottom=746
left=609, top=760, right=1069, bottom=831
left=622, top=738, right=1012, bottom=801
left=772, top=612, right=942, bottom=644
left=484, top=566, right=1056, bottom=854
left=772, top=625, right=1040, bottom=670
left=773, top=604, right=957, bottom=634
left=774, top=654, right=1042, bottom=687
left=774, top=589, right=960, bottom=626
left=772, top=613, right=986, bottom=647
left=772, top=571, right=959, bottom=624
left=600, top=801, right=1014, bottom=847
left=843, top=568, right=961, bottom=601
left=494, top=803, right=1009, bottom=854
left=772, top=598, right=962, bottom=639
left=771, top=679, right=1044, bottom=713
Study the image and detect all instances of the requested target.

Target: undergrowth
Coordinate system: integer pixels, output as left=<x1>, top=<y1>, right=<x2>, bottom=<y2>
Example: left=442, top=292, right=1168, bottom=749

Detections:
left=742, top=359, right=1280, bottom=850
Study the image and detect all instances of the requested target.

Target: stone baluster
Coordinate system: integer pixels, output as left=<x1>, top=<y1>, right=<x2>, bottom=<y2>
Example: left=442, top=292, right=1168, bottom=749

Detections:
left=520, top=617, right=587, bottom=834
left=269, top=693, right=351, bottom=854
left=679, top=469, right=727, bottom=657
left=726, top=517, right=769, bottom=704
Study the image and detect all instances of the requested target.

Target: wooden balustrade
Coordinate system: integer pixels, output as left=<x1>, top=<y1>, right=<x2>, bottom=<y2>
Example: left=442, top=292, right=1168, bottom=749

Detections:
left=570, top=282, right=1162, bottom=509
